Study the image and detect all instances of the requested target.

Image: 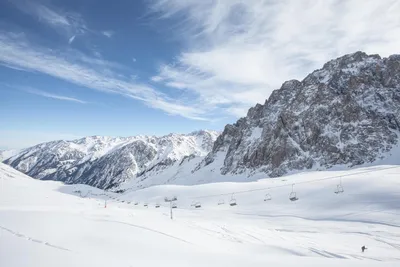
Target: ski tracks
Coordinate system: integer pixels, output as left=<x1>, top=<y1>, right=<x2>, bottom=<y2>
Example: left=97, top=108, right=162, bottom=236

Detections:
left=0, top=225, right=71, bottom=252
left=93, top=218, right=194, bottom=245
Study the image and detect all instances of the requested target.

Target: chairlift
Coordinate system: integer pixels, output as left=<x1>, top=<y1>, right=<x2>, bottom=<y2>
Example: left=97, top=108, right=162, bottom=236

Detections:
left=289, top=184, right=299, bottom=201
left=171, top=202, right=177, bottom=209
left=218, top=199, right=225, bottom=205
left=264, top=192, right=272, bottom=201
left=335, top=178, right=344, bottom=194
left=195, top=202, right=201, bottom=208
left=165, top=196, right=178, bottom=202
left=229, top=194, right=237, bottom=206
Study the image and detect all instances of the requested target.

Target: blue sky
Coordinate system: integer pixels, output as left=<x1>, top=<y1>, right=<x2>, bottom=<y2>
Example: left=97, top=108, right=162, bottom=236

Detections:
left=1, top=0, right=400, bottom=149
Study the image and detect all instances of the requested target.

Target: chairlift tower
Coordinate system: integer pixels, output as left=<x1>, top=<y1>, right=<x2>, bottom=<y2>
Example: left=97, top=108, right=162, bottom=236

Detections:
left=165, top=195, right=177, bottom=220
left=170, top=201, right=173, bottom=220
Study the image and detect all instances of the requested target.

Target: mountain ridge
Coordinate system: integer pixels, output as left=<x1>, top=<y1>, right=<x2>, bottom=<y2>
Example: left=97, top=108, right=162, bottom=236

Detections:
left=4, top=130, right=220, bottom=189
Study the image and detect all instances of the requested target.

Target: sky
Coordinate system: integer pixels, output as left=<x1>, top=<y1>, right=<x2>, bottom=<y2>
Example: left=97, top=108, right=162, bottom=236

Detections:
left=1, top=0, right=400, bottom=149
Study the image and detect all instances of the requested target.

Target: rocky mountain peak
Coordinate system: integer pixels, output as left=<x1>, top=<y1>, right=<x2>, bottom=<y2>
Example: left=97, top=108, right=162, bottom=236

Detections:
left=198, top=52, right=400, bottom=177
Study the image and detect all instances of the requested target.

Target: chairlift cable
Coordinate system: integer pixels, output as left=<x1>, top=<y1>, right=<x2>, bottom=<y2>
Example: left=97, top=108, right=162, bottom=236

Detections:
left=189, top=165, right=400, bottom=200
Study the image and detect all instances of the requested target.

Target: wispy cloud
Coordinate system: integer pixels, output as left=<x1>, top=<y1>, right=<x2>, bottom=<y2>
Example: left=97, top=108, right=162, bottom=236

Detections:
left=151, top=76, right=163, bottom=82
left=148, top=0, right=400, bottom=117
left=10, top=0, right=88, bottom=42
left=23, top=87, right=87, bottom=104
left=102, top=31, right=114, bottom=38
left=68, top=35, right=76, bottom=44
left=0, top=31, right=208, bottom=120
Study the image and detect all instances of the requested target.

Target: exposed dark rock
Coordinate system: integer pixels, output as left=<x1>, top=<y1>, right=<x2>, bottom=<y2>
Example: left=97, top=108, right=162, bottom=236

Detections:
left=197, top=52, right=400, bottom=177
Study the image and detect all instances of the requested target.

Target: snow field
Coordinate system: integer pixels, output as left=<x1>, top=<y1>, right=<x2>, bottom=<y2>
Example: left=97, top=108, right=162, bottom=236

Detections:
left=1, top=163, right=399, bottom=266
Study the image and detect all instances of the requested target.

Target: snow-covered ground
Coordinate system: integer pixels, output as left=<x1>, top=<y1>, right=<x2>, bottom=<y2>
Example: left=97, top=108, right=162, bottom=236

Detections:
left=0, top=149, right=20, bottom=162
left=1, top=162, right=399, bottom=266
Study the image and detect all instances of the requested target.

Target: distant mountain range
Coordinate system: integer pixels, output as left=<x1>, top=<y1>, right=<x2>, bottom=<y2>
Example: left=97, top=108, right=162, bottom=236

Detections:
left=4, top=52, right=400, bottom=190
left=3, top=131, right=219, bottom=189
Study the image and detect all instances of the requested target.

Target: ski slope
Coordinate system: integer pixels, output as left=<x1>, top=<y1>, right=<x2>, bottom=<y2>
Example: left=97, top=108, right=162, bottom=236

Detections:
left=1, top=162, right=399, bottom=266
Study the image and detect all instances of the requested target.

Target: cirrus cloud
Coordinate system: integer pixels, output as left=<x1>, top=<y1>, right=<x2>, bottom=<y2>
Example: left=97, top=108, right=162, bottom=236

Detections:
left=0, top=31, right=209, bottom=120
left=22, top=87, right=88, bottom=104
left=148, top=0, right=400, bottom=117
left=9, top=0, right=89, bottom=43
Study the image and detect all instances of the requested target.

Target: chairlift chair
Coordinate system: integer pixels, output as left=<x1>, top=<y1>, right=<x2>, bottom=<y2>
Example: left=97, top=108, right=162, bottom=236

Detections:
left=289, top=184, right=299, bottom=201
left=144, top=203, right=148, bottom=207
left=155, top=203, right=160, bottom=208
left=218, top=199, right=225, bottom=205
left=264, top=192, right=272, bottom=201
left=229, top=194, right=237, bottom=206
left=134, top=202, right=139, bottom=205
left=195, top=202, right=202, bottom=208
left=171, top=202, right=177, bottom=209
left=334, top=178, right=344, bottom=194
left=335, top=184, right=344, bottom=194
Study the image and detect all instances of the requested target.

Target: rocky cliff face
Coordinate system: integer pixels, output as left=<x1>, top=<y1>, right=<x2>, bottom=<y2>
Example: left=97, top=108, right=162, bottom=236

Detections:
left=199, top=52, right=400, bottom=177
left=4, top=130, right=219, bottom=189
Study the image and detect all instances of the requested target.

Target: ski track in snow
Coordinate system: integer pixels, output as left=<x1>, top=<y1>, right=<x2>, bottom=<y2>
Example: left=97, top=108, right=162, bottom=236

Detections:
left=91, top=218, right=194, bottom=245
left=0, top=225, right=71, bottom=252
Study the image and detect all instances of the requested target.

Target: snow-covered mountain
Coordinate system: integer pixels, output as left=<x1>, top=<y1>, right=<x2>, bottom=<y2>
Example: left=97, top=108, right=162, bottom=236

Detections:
left=5, top=52, right=400, bottom=190
left=197, top=52, right=400, bottom=177
left=4, top=130, right=219, bottom=189
left=116, top=51, right=400, bottom=191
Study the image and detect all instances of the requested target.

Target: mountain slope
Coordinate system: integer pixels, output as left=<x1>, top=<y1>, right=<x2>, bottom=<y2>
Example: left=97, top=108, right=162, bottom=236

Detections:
left=2, top=161, right=400, bottom=266
left=4, top=130, right=219, bottom=189
left=197, top=52, right=400, bottom=177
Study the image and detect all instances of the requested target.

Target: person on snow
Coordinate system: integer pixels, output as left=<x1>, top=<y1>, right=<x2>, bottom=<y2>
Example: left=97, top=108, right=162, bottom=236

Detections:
left=361, top=246, right=367, bottom=253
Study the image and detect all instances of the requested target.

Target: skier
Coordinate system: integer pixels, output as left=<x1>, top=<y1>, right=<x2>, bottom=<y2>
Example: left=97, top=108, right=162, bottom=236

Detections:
left=361, top=246, right=367, bottom=253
